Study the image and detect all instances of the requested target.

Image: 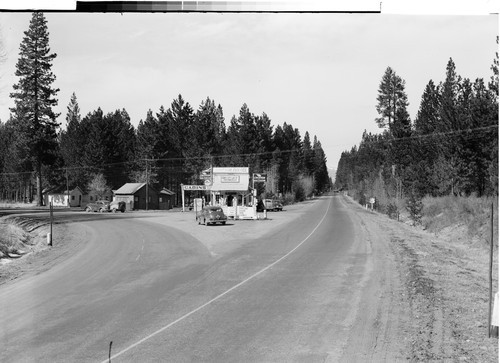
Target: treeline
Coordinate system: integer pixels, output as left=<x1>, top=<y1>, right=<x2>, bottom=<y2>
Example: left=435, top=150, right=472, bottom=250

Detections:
left=335, top=53, right=498, bottom=217
left=0, top=92, right=331, bottom=203
left=0, top=12, right=331, bottom=206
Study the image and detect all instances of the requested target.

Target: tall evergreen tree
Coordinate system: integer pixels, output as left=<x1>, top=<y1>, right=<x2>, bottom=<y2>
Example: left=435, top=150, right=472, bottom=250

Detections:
left=59, top=92, right=86, bottom=187
left=312, top=136, right=330, bottom=193
left=437, top=58, right=464, bottom=195
left=302, top=131, right=314, bottom=176
left=375, top=67, right=409, bottom=134
left=9, top=12, right=60, bottom=205
left=411, top=80, right=441, bottom=195
left=375, top=66, right=412, bottom=198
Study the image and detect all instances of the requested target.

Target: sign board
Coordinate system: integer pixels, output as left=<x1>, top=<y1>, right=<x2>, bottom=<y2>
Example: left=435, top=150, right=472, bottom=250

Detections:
left=204, top=179, right=212, bottom=186
left=213, top=167, right=248, bottom=173
left=221, top=175, right=240, bottom=183
left=369, top=197, right=375, bottom=204
left=193, top=198, right=203, bottom=212
left=253, top=173, right=267, bottom=182
left=182, top=185, right=208, bottom=191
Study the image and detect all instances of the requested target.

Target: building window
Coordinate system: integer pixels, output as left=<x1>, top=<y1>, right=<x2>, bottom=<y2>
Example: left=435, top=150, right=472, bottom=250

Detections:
left=134, top=196, right=139, bottom=202
left=159, top=197, right=163, bottom=203
left=71, top=195, right=75, bottom=200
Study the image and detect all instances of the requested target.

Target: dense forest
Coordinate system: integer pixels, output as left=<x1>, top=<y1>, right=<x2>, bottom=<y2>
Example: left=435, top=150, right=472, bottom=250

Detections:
left=0, top=12, right=331, bottom=206
left=335, top=45, right=498, bottom=218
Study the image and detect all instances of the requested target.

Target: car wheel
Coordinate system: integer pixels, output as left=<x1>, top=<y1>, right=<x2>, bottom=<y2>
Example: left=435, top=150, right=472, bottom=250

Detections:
left=85, top=207, right=92, bottom=212
left=112, top=208, right=117, bottom=213
left=221, top=221, right=226, bottom=225
left=204, top=218, right=207, bottom=226
left=99, top=208, right=104, bottom=213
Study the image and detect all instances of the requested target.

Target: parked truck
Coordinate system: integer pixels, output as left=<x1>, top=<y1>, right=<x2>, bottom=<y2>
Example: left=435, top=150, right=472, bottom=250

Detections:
left=263, top=199, right=283, bottom=211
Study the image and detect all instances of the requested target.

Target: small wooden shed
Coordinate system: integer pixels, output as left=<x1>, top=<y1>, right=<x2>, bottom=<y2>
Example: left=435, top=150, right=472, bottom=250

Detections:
left=113, top=183, right=159, bottom=210
left=159, top=188, right=175, bottom=210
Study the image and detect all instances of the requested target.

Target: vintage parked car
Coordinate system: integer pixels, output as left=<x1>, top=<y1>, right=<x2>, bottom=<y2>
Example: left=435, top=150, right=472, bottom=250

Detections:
left=263, top=198, right=283, bottom=211
left=196, top=206, right=228, bottom=226
left=84, top=200, right=110, bottom=213
left=110, top=200, right=126, bottom=213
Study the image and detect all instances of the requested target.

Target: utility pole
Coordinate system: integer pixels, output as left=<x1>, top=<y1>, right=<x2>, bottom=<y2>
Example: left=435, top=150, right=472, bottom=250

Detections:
left=488, top=202, right=495, bottom=337
left=66, top=168, right=70, bottom=208
left=145, top=159, right=149, bottom=211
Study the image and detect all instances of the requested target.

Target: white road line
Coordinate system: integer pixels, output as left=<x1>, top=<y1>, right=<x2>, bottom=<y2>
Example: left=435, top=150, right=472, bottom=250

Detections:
left=135, top=240, right=145, bottom=262
left=103, top=197, right=332, bottom=362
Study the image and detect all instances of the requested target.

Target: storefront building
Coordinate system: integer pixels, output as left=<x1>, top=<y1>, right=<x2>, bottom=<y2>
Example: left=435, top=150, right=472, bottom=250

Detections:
left=182, top=167, right=257, bottom=220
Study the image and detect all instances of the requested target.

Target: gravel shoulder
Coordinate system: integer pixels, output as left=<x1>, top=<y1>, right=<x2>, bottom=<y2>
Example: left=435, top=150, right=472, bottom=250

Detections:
left=342, top=195, right=499, bottom=361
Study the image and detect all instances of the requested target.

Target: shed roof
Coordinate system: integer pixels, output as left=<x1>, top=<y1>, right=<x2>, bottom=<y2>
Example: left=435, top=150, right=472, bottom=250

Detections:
left=43, top=186, right=84, bottom=195
left=160, top=188, right=175, bottom=195
left=114, top=183, right=146, bottom=195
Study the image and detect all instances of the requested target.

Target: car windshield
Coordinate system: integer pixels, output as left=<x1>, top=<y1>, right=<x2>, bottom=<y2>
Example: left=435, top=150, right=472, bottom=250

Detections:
left=208, top=207, right=222, bottom=212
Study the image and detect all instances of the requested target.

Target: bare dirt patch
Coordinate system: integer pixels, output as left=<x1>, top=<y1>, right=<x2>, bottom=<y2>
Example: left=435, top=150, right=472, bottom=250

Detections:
left=344, top=196, right=499, bottom=361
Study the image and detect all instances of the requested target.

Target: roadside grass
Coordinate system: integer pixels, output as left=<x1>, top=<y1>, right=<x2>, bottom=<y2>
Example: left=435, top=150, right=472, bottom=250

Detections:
left=0, top=221, right=30, bottom=259
left=0, top=216, right=49, bottom=261
left=0, top=201, right=38, bottom=209
left=421, top=195, right=498, bottom=248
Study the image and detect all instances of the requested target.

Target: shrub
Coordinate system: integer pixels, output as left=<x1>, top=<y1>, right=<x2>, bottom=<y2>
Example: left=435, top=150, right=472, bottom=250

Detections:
left=386, top=202, right=399, bottom=220
left=406, top=194, right=423, bottom=226
left=282, top=192, right=295, bottom=206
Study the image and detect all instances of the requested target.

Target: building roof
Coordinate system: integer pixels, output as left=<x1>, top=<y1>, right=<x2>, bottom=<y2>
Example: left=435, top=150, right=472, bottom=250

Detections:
left=43, top=186, right=84, bottom=195
left=114, top=183, right=146, bottom=195
left=160, top=188, right=175, bottom=195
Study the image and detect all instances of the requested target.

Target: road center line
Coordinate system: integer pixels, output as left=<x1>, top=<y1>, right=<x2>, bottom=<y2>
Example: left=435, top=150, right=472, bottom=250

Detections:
left=103, top=197, right=332, bottom=362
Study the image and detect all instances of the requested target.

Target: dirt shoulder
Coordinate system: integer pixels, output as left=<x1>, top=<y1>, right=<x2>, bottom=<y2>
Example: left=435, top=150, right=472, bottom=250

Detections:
left=343, top=196, right=499, bottom=361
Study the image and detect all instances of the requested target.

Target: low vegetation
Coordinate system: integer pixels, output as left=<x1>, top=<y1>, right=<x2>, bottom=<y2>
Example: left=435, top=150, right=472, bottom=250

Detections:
left=421, top=195, right=498, bottom=247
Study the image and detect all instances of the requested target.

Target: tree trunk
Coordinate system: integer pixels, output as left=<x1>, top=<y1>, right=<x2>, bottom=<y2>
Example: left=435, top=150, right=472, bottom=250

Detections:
left=36, top=162, right=43, bottom=206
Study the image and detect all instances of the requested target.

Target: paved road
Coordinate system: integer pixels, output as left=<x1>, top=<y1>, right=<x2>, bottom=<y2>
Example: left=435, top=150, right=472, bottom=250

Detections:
left=0, top=195, right=404, bottom=362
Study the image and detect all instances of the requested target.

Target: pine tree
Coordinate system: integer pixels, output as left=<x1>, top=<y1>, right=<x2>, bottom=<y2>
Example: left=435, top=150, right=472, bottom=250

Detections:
left=438, top=58, right=464, bottom=195
left=375, top=67, right=410, bottom=134
left=9, top=12, right=60, bottom=206
left=59, top=92, right=86, bottom=188
left=302, top=131, right=314, bottom=176
left=375, top=66, right=412, bottom=198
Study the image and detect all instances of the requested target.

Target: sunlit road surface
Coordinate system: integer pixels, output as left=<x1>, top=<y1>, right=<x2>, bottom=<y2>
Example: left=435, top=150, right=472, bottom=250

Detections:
left=0, top=196, right=404, bottom=362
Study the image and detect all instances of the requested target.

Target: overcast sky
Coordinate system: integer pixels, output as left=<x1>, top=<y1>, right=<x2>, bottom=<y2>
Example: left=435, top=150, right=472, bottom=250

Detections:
left=0, top=8, right=497, bottom=170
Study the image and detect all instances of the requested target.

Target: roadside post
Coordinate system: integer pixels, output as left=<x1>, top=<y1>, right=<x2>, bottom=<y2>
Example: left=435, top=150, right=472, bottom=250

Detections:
left=489, top=202, right=497, bottom=337
left=47, top=201, right=53, bottom=246
left=369, top=197, right=375, bottom=212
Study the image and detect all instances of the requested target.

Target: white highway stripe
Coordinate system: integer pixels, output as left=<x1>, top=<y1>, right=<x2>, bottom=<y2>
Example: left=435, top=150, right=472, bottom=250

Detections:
left=135, top=239, right=145, bottom=262
left=102, top=197, right=332, bottom=362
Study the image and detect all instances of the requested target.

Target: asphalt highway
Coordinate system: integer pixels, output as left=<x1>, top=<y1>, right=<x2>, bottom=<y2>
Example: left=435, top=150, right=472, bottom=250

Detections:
left=0, top=195, right=403, bottom=362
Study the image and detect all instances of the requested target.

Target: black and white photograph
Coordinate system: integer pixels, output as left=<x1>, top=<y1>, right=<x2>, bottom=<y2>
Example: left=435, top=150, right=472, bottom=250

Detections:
left=0, top=0, right=498, bottom=361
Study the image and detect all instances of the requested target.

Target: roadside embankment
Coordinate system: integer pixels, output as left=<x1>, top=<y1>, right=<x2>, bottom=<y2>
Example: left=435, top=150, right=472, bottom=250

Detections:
left=344, top=195, right=499, bottom=361
left=0, top=215, right=50, bottom=262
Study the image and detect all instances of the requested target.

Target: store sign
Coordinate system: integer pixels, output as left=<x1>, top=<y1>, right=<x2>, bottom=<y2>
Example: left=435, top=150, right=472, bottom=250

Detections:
left=200, top=167, right=212, bottom=180
left=182, top=185, right=208, bottom=190
left=221, top=175, right=240, bottom=183
left=213, top=167, right=248, bottom=174
left=253, top=173, right=267, bottom=182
